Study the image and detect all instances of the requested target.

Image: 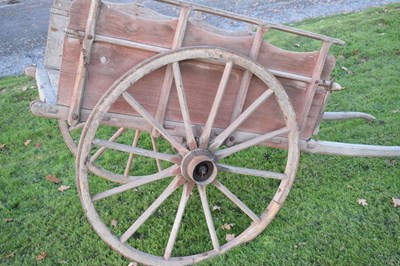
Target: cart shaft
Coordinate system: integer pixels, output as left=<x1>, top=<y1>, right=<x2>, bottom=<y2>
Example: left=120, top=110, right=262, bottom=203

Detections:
left=302, top=139, right=400, bottom=157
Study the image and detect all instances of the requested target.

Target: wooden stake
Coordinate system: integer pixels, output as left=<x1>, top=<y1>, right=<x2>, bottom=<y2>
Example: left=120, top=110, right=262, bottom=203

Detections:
left=68, top=0, right=102, bottom=126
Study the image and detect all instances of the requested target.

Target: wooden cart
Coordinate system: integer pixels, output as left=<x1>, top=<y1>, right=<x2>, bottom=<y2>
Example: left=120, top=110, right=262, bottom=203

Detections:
left=30, top=0, right=400, bottom=264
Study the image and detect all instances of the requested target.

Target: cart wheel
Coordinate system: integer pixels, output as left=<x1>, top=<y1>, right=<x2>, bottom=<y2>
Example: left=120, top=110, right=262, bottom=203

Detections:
left=77, top=47, right=300, bottom=265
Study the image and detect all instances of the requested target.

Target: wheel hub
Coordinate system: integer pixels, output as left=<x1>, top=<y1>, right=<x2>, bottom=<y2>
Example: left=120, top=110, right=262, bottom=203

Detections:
left=181, top=149, right=217, bottom=185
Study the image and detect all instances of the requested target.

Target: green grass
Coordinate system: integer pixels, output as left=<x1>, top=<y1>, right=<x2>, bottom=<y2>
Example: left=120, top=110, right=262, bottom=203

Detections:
left=1, top=4, right=400, bottom=265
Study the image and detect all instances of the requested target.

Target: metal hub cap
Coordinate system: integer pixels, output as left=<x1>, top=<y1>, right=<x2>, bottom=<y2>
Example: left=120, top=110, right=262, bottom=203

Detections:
left=181, top=149, right=217, bottom=185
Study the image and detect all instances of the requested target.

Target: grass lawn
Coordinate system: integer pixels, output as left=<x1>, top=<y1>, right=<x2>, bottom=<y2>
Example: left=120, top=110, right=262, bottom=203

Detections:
left=1, top=3, right=399, bottom=266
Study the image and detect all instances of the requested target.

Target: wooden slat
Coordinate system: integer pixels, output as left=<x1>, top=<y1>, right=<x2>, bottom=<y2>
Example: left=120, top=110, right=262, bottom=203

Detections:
left=35, top=68, right=57, bottom=104
left=45, top=7, right=70, bottom=70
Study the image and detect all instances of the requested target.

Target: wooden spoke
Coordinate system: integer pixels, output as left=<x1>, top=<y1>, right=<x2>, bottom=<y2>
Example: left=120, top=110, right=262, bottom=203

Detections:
left=92, top=138, right=180, bottom=164
left=209, top=89, right=274, bottom=151
left=198, top=185, right=220, bottom=253
left=151, top=136, right=163, bottom=172
left=124, top=129, right=141, bottom=177
left=230, top=26, right=265, bottom=123
left=152, top=7, right=191, bottom=138
left=213, top=180, right=260, bottom=223
left=68, top=122, right=85, bottom=132
left=199, top=61, right=234, bottom=149
left=122, top=92, right=189, bottom=155
left=164, top=182, right=195, bottom=260
left=120, top=176, right=186, bottom=243
left=92, top=166, right=179, bottom=202
left=217, top=164, right=288, bottom=180
left=172, top=62, right=197, bottom=150
left=90, top=127, right=126, bottom=162
left=214, top=127, right=290, bottom=160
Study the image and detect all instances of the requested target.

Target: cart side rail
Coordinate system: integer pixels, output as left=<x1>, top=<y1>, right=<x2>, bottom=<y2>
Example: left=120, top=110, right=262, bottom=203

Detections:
left=155, top=0, right=345, bottom=45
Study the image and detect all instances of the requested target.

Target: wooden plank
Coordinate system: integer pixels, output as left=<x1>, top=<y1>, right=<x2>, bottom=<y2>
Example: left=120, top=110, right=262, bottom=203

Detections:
left=68, top=0, right=178, bottom=49
left=44, top=9, right=70, bottom=70
left=46, top=69, right=60, bottom=96
left=35, top=68, right=57, bottom=104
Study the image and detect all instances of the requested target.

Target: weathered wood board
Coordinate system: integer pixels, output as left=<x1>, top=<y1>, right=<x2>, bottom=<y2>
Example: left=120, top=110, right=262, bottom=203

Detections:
left=56, top=0, right=336, bottom=139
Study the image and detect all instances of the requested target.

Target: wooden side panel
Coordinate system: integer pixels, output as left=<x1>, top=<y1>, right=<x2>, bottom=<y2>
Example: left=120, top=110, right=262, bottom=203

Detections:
left=183, top=22, right=254, bottom=57
left=58, top=35, right=81, bottom=107
left=44, top=0, right=72, bottom=93
left=58, top=38, right=158, bottom=110
left=57, top=0, right=337, bottom=139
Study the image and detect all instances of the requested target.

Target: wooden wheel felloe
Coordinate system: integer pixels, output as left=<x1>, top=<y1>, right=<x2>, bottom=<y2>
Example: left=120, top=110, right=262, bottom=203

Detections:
left=58, top=119, right=81, bottom=156
left=76, top=47, right=300, bottom=265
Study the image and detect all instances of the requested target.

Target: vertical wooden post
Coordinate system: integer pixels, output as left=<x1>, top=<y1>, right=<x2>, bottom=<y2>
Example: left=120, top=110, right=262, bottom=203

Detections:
left=152, top=7, right=191, bottom=137
left=298, top=41, right=331, bottom=134
left=68, top=0, right=102, bottom=126
left=225, top=25, right=266, bottom=145
left=230, top=25, right=266, bottom=123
